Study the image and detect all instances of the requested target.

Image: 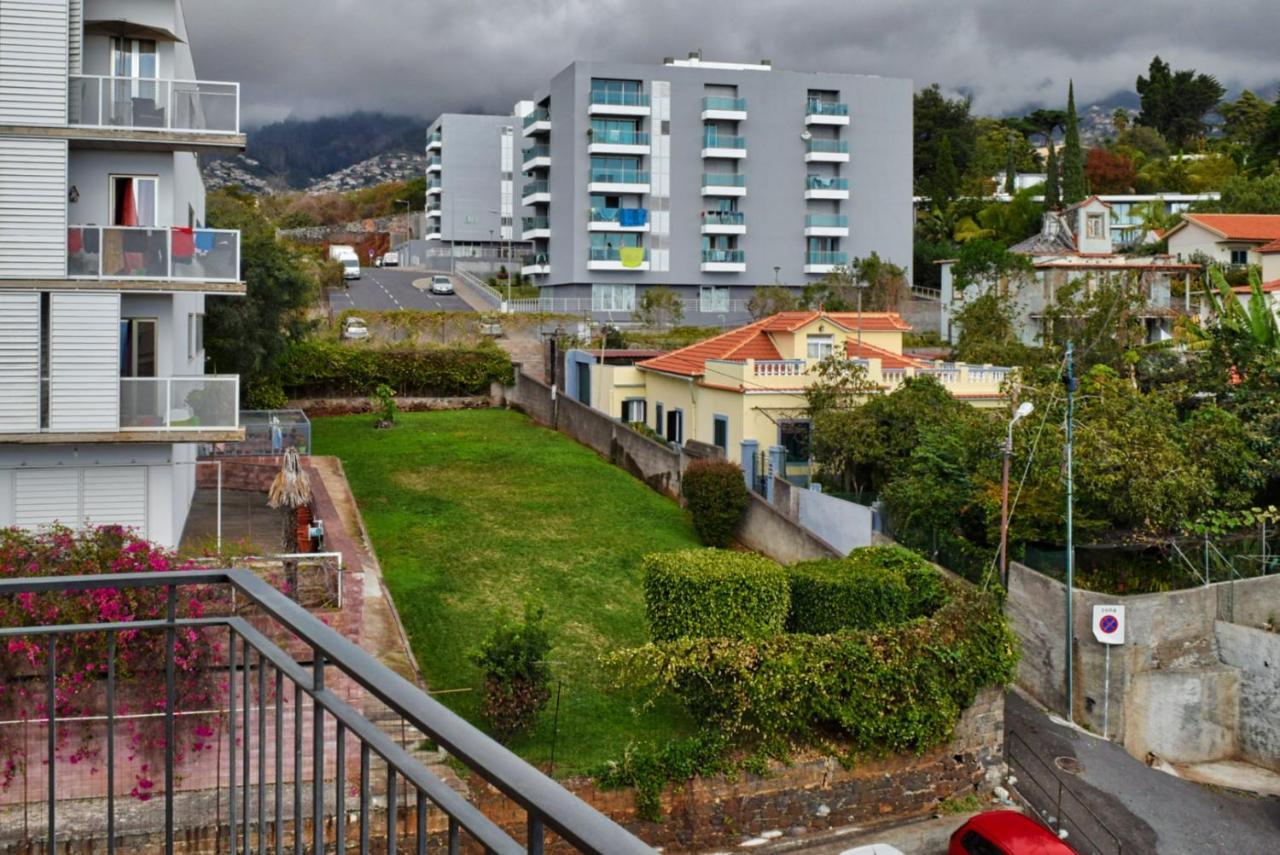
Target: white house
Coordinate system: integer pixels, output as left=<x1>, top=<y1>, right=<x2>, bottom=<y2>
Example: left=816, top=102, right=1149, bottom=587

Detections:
left=1165, top=214, right=1280, bottom=268
left=941, top=196, right=1200, bottom=346
left=0, top=0, right=246, bottom=547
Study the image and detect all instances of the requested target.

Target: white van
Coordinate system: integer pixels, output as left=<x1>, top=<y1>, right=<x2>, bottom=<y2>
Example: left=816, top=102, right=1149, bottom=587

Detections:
left=381, top=251, right=400, bottom=267
left=341, top=255, right=361, bottom=280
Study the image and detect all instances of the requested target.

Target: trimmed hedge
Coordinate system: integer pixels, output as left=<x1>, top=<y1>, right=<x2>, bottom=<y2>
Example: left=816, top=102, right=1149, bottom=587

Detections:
left=612, top=581, right=1019, bottom=755
left=787, top=546, right=948, bottom=634
left=277, top=340, right=513, bottom=399
left=682, top=459, right=750, bottom=547
left=643, top=549, right=789, bottom=642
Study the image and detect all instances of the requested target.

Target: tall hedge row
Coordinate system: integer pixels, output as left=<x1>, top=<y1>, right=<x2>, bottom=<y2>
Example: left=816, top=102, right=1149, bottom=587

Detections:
left=278, top=340, right=513, bottom=398
left=786, top=546, right=948, bottom=634
left=643, top=550, right=790, bottom=642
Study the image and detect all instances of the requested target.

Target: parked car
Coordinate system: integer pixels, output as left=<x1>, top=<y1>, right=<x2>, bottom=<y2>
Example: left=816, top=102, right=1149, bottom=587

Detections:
left=341, top=317, right=369, bottom=340
left=374, top=256, right=383, bottom=268
left=430, top=275, right=454, bottom=295
left=949, top=811, right=1076, bottom=855
left=381, top=251, right=400, bottom=267
left=340, top=255, right=361, bottom=280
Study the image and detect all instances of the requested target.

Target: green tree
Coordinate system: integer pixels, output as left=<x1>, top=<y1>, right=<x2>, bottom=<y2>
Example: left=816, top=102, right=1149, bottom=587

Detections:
left=1112, top=108, right=1130, bottom=134
left=1220, top=90, right=1273, bottom=148
left=204, top=188, right=316, bottom=403
left=1195, top=174, right=1280, bottom=214
left=1004, top=136, right=1017, bottom=195
left=1062, top=82, right=1087, bottom=203
left=747, top=285, right=798, bottom=319
left=952, top=292, right=1028, bottom=366
left=914, top=84, right=977, bottom=195
left=1041, top=274, right=1150, bottom=377
left=632, top=286, right=684, bottom=330
left=1115, top=125, right=1171, bottom=162
left=929, top=134, right=961, bottom=205
left=1044, top=142, right=1060, bottom=210
left=1135, top=56, right=1226, bottom=148
left=1250, top=102, right=1280, bottom=174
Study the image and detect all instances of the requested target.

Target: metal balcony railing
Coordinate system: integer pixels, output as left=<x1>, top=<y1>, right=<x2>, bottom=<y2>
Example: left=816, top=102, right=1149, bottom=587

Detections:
left=68, top=75, right=240, bottom=134
left=120, top=376, right=240, bottom=431
left=68, top=226, right=240, bottom=283
left=0, top=570, right=651, bottom=854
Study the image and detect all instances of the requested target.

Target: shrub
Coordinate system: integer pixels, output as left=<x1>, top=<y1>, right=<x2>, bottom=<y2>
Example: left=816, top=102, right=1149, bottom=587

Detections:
left=643, top=550, right=789, bottom=642
left=372, top=383, right=397, bottom=426
left=612, top=581, right=1018, bottom=755
left=277, top=340, right=513, bottom=399
left=787, top=547, right=947, bottom=635
left=469, top=604, right=553, bottom=740
left=682, top=459, right=750, bottom=547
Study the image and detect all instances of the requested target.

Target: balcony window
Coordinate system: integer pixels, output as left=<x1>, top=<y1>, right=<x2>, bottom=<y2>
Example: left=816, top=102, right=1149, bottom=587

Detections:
left=592, top=283, right=636, bottom=312
left=807, top=335, right=834, bottom=360
left=590, top=79, right=648, bottom=107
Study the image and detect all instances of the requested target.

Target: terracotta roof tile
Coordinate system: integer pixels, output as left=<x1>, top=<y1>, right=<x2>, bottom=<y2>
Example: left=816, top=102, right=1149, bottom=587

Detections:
left=1178, top=214, right=1280, bottom=242
left=846, top=340, right=924, bottom=369
left=1232, top=279, right=1280, bottom=294
left=1259, top=238, right=1280, bottom=253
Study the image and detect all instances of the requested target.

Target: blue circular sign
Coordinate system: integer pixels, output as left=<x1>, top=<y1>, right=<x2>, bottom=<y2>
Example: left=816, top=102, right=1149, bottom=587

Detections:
left=1100, top=615, right=1119, bottom=634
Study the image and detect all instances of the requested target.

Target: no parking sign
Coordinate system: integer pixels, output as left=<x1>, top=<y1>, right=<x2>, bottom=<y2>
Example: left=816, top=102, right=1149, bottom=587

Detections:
left=1092, top=605, right=1125, bottom=645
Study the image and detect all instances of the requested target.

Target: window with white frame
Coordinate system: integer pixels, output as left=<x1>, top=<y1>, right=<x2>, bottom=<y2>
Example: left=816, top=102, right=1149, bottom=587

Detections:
left=622, top=398, right=646, bottom=424
left=592, top=283, right=636, bottom=312
left=1086, top=214, right=1105, bottom=239
left=807, top=334, right=834, bottom=359
left=699, top=286, right=729, bottom=313
left=1230, top=249, right=1250, bottom=266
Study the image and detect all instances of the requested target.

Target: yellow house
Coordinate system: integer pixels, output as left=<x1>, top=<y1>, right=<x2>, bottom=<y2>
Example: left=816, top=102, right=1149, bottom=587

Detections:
left=587, top=311, right=1009, bottom=480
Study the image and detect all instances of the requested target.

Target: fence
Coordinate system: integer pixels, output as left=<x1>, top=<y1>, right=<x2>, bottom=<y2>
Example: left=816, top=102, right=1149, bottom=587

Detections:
left=200, top=410, right=312, bottom=458
left=0, top=570, right=651, bottom=854
left=1006, top=731, right=1122, bottom=855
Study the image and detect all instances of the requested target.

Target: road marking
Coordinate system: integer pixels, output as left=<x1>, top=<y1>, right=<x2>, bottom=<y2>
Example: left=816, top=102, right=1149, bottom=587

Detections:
left=370, top=273, right=402, bottom=309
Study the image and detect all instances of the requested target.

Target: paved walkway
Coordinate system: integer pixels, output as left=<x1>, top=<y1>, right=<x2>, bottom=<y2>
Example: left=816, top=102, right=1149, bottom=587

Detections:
left=1006, top=689, right=1280, bottom=854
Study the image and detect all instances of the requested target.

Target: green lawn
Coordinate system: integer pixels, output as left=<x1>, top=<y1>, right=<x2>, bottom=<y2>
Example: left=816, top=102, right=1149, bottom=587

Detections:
left=314, top=409, right=700, bottom=775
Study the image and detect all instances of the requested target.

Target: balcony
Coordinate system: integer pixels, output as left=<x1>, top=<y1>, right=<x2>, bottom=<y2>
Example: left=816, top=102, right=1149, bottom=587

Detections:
left=522, top=216, right=551, bottom=240
left=522, top=107, right=551, bottom=136
left=521, top=252, right=550, bottom=275
left=701, top=249, right=746, bottom=273
left=805, top=138, right=850, bottom=162
left=0, top=570, right=649, bottom=854
left=805, top=250, right=849, bottom=274
left=587, top=167, right=650, bottom=194
left=702, top=96, right=748, bottom=121
left=702, top=210, right=746, bottom=235
left=425, top=205, right=441, bottom=218
left=121, top=375, right=240, bottom=433
left=521, top=144, right=551, bottom=170
left=589, top=207, right=650, bottom=232
left=63, top=75, right=244, bottom=152
left=587, top=129, right=650, bottom=156
left=588, top=246, right=649, bottom=271
left=426, top=130, right=443, bottom=150
left=702, top=134, right=747, bottom=159
left=588, top=90, right=651, bottom=117
left=63, top=226, right=242, bottom=293
left=805, top=214, right=849, bottom=237
left=426, top=177, right=441, bottom=196
left=806, top=99, right=850, bottom=125
left=805, top=175, right=850, bottom=200
left=521, top=180, right=550, bottom=206
left=425, top=155, right=442, bottom=173
left=702, top=173, right=747, bottom=197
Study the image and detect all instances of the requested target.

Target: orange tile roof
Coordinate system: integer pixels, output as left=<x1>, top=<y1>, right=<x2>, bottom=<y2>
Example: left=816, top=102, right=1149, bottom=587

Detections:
left=636, top=311, right=910, bottom=377
left=1176, top=214, right=1280, bottom=242
left=1232, top=279, right=1280, bottom=294
left=847, top=339, right=924, bottom=370
left=1260, top=238, right=1280, bottom=253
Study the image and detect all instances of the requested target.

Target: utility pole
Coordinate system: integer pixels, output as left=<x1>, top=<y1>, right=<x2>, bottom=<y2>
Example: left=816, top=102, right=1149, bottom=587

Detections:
left=1001, top=402, right=1034, bottom=588
left=1064, top=340, right=1077, bottom=723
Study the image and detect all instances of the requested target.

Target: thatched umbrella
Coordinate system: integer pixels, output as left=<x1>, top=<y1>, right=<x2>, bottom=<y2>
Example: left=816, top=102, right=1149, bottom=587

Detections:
left=268, top=448, right=312, bottom=561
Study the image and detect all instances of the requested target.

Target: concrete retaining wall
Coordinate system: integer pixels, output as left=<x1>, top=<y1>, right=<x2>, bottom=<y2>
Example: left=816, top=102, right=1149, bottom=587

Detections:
left=773, top=479, right=873, bottom=555
left=737, top=493, right=842, bottom=564
left=1215, top=621, right=1280, bottom=773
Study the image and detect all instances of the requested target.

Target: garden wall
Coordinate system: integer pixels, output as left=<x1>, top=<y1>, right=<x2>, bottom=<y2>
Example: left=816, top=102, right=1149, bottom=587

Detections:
left=1215, top=621, right=1280, bottom=773
left=772, top=478, right=873, bottom=555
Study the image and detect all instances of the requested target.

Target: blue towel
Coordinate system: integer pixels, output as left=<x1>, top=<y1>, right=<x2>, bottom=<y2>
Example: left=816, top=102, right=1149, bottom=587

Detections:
left=619, top=208, right=648, bottom=227
left=194, top=230, right=215, bottom=252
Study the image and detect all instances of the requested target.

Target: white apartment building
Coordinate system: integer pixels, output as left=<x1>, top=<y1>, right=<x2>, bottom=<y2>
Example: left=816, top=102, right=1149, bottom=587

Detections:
left=0, top=0, right=245, bottom=547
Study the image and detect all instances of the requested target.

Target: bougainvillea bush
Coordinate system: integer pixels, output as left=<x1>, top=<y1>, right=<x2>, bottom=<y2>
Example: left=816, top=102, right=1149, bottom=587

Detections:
left=0, top=526, right=224, bottom=798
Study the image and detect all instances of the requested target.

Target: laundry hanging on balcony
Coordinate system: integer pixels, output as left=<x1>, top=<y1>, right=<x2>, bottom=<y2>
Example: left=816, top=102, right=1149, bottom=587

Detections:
left=618, top=208, right=648, bottom=227
left=620, top=246, right=645, bottom=268
left=194, top=230, right=216, bottom=253
left=172, top=227, right=195, bottom=262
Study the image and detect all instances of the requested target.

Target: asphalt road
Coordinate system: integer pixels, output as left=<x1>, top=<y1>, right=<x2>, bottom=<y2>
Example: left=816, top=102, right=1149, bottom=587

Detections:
left=327, top=268, right=472, bottom=313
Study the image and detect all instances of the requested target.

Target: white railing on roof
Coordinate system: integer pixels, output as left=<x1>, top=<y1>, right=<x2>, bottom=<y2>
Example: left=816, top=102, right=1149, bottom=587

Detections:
left=754, top=360, right=806, bottom=377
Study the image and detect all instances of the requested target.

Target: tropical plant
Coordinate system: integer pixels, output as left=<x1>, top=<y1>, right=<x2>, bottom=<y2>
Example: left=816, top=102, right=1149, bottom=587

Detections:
left=469, top=604, right=554, bottom=739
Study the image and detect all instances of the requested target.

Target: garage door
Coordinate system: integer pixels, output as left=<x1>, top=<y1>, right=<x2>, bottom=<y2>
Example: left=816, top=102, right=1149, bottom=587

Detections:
left=12, top=466, right=147, bottom=536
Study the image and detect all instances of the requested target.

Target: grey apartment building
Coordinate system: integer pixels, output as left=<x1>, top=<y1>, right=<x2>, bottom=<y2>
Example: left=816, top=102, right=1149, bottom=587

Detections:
left=424, top=113, right=523, bottom=251
left=516, top=56, right=912, bottom=319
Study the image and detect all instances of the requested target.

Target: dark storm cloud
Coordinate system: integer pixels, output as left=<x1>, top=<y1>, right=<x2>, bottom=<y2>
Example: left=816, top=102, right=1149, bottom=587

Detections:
left=183, top=0, right=1280, bottom=125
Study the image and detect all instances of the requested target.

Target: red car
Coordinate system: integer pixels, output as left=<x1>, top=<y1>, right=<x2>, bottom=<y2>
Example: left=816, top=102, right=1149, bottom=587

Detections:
left=949, top=811, right=1077, bottom=854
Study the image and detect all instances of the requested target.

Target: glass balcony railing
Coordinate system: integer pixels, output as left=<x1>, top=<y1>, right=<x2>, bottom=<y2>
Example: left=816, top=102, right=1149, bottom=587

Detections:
left=702, top=249, right=745, bottom=264
left=590, top=207, right=649, bottom=225
left=425, top=155, right=442, bottom=169
left=806, top=176, right=849, bottom=191
left=806, top=214, right=849, bottom=228
left=589, top=247, right=647, bottom=263
left=806, top=139, right=850, bottom=154
left=120, top=376, right=240, bottom=431
left=68, top=75, right=239, bottom=134
left=427, top=130, right=442, bottom=145
left=703, top=173, right=747, bottom=187
left=523, top=108, right=550, bottom=129
left=807, top=251, right=849, bottom=266
left=522, top=144, right=551, bottom=162
left=806, top=100, right=850, bottom=117
left=703, top=211, right=746, bottom=226
left=67, top=226, right=240, bottom=283
left=703, top=96, right=748, bottom=112
left=588, top=168, right=650, bottom=184
left=589, top=128, right=650, bottom=146
left=522, top=216, right=550, bottom=232
left=703, top=134, right=747, bottom=150
left=426, top=177, right=441, bottom=190
left=522, top=180, right=550, bottom=197
left=522, top=253, right=550, bottom=268
left=589, top=90, right=650, bottom=108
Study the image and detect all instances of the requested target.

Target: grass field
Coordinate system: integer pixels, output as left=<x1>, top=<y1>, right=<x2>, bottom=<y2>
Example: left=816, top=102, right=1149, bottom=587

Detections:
left=314, top=409, right=701, bottom=775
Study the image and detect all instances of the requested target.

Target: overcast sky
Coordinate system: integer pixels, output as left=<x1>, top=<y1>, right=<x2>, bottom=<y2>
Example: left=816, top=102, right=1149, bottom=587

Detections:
left=185, top=0, right=1280, bottom=127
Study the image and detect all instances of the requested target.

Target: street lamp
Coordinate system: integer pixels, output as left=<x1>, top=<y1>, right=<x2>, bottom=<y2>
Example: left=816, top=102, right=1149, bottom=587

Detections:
left=999, top=401, right=1035, bottom=589
left=773, top=265, right=780, bottom=287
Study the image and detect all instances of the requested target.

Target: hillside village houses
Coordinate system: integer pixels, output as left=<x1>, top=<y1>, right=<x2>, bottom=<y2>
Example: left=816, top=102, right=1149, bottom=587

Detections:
left=573, top=309, right=1008, bottom=484
left=939, top=195, right=1202, bottom=346
left=0, top=0, right=245, bottom=546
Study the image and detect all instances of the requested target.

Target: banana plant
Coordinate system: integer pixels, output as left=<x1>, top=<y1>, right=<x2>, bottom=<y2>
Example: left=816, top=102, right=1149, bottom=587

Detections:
left=1200, top=266, right=1280, bottom=350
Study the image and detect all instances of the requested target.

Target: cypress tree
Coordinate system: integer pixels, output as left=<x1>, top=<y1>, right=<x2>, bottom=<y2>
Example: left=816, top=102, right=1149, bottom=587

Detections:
left=1062, top=81, right=1086, bottom=203
left=930, top=134, right=960, bottom=206
left=1004, top=134, right=1017, bottom=195
left=1044, top=139, right=1060, bottom=210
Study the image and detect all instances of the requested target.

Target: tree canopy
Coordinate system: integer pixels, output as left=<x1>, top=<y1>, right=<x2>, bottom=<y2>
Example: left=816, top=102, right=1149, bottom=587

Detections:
left=1135, top=56, right=1225, bottom=148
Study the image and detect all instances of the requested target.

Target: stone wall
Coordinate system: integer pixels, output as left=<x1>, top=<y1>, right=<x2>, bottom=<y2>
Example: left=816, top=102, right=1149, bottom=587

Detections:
left=737, top=492, right=842, bottom=564
left=1215, top=621, right=1280, bottom=773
